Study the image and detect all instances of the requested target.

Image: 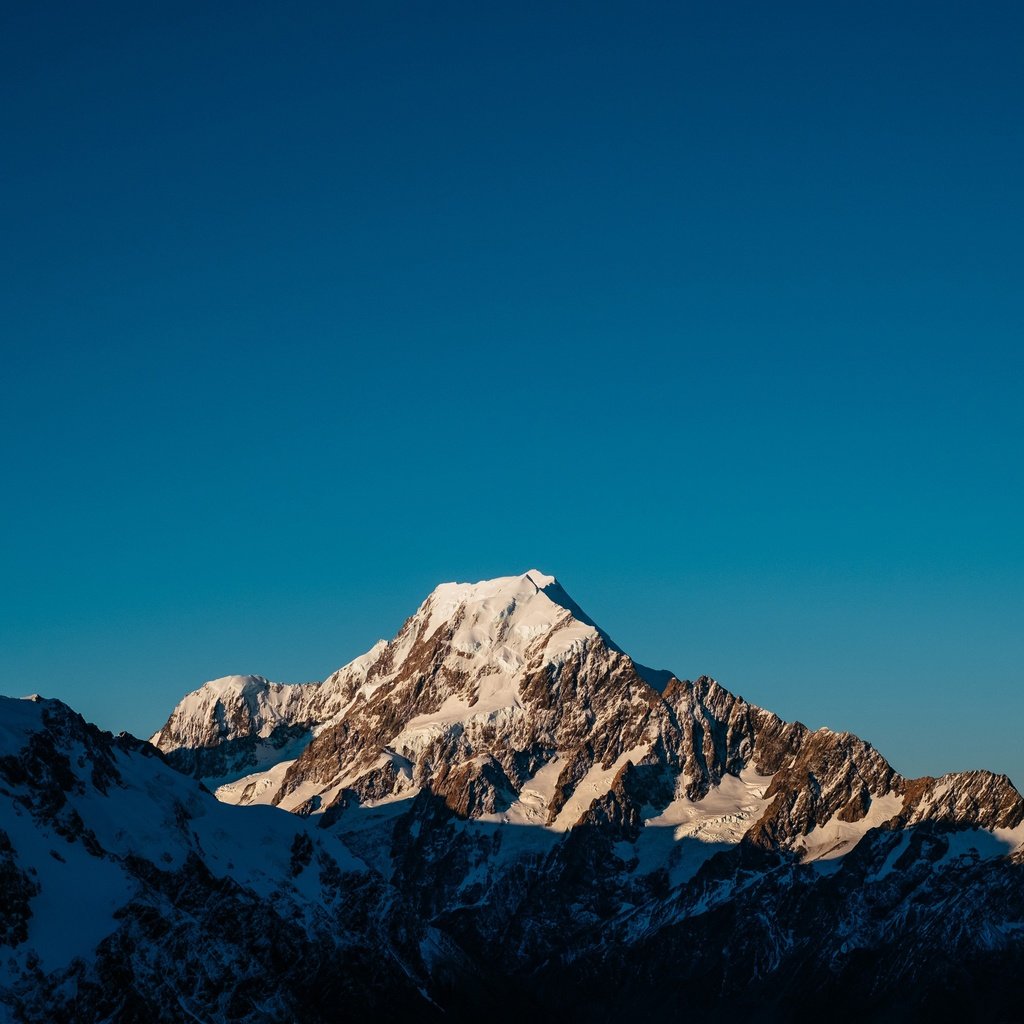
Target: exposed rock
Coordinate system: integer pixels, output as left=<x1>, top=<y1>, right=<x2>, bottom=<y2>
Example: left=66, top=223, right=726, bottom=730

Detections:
left=9, top=571, right=1024, bottom=1022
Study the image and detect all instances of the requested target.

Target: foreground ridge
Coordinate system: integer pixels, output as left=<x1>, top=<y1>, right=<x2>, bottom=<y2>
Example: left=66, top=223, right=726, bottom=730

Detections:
left=4, top=572, right=1024, bottom=1022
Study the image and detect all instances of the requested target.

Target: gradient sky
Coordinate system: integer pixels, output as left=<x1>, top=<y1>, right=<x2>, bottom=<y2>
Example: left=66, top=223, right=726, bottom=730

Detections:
left=2, top=2, right=1022, bottom=784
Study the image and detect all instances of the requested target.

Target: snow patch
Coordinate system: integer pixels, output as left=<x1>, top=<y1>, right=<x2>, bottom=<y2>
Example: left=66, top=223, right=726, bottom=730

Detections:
left=629, top=768, right=776, bottom=885
left=550, top=745, right=650, bottom=831
left=798, top=792, right=905, bottom=863
left=215, top=759, right=297, bottom=806
left=494, top=757, right=565, bottom=827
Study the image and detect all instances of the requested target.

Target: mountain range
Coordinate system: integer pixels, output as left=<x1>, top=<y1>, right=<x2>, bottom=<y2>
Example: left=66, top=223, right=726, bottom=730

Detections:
left=3, top=571, right=1022, bottom=1022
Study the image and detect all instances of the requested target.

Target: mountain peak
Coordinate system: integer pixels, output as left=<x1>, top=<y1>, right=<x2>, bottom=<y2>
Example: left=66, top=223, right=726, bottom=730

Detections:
left=424, top=569, right=559, bottom=607
left=417, top=570, right=609, bottom=664
left=11, top=573, right=1024, bottom=1023
left=523, top=568, right=557, bottom=588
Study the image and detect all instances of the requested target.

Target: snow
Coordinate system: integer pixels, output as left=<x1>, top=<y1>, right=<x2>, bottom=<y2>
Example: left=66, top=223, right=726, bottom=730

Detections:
left=336, top=639, right=389, bottom=697
left=327, top=796, right=420, bottom=875
left=387, top=576, right=584, bottom=761
left=2, top=796, right=133, bottom=972
left=420, top=570, right=599, bottom=667
left=0, top=695, right=50, bottom=744
left=0, top=696, right=371, bottom=977
left=644, top=769, right=775, bottom=839
left=160, top=570, right=642, bottom=817
left=995, top=822, right=1024, bottom=855
left=189, top=800, right=363, bottom=899
left=130, top=568, right=1024, bottom=940
left=392, top=692, right=526, bottom=763
left=277, top=778, right=335, bottom=814
left=199, top=728, right=313, bottom=791
left=871, top=831, right=913, bottom=879
left=151, top=673, right=319, bottom=747
left=198, top=674, right=267, bottom=699
left=935, top=824, right=1024, bottom=866
left=494, top=757, right=565, bottom=826
left=629, top=768, right=776, bottom=884
left=80, top=743, right=364, bottom=891
left=797, top=792, right=905, bottom=863
left=550, top=745, right=650, bottom=831
left=871, top=822, right=1024, bottom=880
left=215, top=759, right=297, bottom=806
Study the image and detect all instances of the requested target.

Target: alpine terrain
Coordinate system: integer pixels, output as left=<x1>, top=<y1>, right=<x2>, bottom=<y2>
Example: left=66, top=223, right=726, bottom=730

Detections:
left=3, top=572, right=1023, bottom=1023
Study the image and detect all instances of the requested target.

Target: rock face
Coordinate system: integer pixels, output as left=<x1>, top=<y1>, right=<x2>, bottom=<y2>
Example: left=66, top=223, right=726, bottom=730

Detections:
left=0, top=697, right=437, bottom=1024
left=149, top=644, right=386, bottom=781
left=5, top=571, right=1024, bottom=1022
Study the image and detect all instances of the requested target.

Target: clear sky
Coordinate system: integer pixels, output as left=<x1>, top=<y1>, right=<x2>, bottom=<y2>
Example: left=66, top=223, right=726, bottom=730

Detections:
left=2, top=2, right=1022, bottom=784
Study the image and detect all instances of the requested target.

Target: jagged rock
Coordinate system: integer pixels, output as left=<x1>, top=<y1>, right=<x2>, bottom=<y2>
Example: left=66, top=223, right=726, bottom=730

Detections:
left=0, top=696, right=437, bottom=1024
left=7, top=571, right=1024, bottom=1022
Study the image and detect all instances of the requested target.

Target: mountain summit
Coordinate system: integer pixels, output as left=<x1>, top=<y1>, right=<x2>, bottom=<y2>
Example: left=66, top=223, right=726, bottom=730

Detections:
left=155, top=569, right=662, bottom=821
left=4, top=572, right=1024, bottom=1022
left=152, top=571, right=1024, bottom=854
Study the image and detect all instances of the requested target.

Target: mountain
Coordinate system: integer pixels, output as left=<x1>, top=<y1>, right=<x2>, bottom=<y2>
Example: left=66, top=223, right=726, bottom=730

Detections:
left=4, top=571, right=1024, bottom=1022
left=0, top=695, right=441, bottom=1023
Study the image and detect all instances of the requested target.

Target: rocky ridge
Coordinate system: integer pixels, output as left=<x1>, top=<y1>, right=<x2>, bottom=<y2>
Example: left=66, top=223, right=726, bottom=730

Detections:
left=0, top=696, right=438, bottom=1023
left=153, top=572, right=1024, bottom=864
left=4, top=571, right=1024, bottom=1022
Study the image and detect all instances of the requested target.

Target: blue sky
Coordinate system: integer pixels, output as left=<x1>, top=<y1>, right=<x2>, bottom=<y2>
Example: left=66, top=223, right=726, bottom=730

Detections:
left=2, top=2, right=1022, bottom=783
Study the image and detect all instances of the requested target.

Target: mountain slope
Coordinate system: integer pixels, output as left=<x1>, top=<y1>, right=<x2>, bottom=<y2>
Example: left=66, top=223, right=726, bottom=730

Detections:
left=6, top=570, right=1024, bottom=1022
left=0, top=696, right=438, bottom=1023
left=152, top=571, right=1024, bottom=865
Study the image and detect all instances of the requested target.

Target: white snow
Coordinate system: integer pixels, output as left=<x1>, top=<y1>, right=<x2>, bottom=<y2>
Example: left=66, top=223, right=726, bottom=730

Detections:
left=137, top=569, right=1024, bottom=922
left=935, top=824, right=1024, bottom=865
left=276, top=778, right=336, bottom=814
left=871, top=822, right=1024, bottom=880
left=0, top=696, right=369, bottom=976
left=493, top=757, right=565, bottom=827
left=549, top=745, right=650, bottom=831
left=797, top=792, right=905, bottom=863
left=629, top=768, right=776, bottom=884
left=392, top=693, right=527, bottom=764
left=335, top=639, right=390, bottom=698
left=420, top=571, right=598, bottom=668
left=161, top=570, right=634, bottom=815
left=151, top=673, right=317, bottom=747
left=645, top=768, right=776, bottom=840
left=215, top=759, right=297, bottom=806
left=2, top=795, right=133, bottom=972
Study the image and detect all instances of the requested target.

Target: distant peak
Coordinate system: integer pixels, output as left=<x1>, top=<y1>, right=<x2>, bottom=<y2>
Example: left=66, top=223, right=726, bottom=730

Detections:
left=206, top=674, right=268, bottom=691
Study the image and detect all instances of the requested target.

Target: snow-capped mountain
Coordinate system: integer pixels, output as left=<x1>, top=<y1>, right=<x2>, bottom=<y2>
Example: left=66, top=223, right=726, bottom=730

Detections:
left=0, top=696, right=436, bottom=1023
left=153, top=571, right=1024, bottom=860
left=5, top=571, right=1024, bottom=1022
